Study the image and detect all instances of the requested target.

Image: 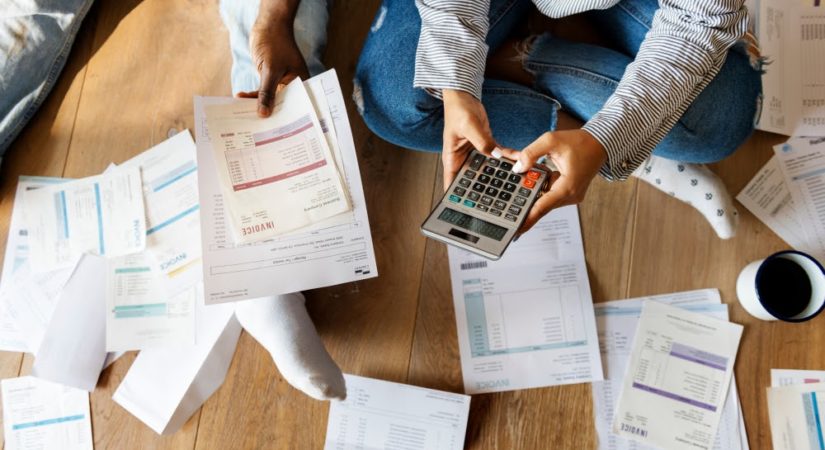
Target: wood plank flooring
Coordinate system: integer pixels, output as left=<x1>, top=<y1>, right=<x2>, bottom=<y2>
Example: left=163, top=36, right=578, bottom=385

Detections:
left=0, top=0, right=819, bottom=448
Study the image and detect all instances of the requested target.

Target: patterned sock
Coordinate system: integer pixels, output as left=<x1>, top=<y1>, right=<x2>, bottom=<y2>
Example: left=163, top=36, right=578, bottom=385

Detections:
left=632, top=156, right=739, bottom=239
left=234, top=293, right=346, bottom=401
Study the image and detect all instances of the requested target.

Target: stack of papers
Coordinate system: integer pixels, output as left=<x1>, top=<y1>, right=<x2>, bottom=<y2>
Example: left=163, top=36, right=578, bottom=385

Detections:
left=767, top=370, right=825, bottom=449
left=738, top=138, right=825, bottom=262
left=592, top=290, right=749, bottom=450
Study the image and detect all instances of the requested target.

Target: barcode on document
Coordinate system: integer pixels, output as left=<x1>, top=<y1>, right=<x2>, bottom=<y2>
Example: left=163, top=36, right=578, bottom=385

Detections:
left=620, top=423, right=648, bottom=438
left=460, top=261, right=488, bottom=270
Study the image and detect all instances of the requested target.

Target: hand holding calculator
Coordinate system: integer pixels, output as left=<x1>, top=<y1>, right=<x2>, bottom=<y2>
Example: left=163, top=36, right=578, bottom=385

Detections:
left=421, top=150, right=550, bottom=260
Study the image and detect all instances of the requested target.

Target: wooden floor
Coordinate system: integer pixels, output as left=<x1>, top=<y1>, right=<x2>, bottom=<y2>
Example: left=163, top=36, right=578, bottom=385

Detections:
left=0, top=0, right=819, bottom=448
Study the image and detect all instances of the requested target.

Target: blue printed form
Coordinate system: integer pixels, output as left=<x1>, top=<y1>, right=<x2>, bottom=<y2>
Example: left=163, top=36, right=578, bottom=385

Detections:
left=768, top=380, right=825, bottom=450
left=612, top=301, right=743, bottom=450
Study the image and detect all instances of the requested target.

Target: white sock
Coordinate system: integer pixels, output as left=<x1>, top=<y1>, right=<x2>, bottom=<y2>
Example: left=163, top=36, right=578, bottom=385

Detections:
left=234, top=293, right=346, bottom=401
left=632, top=156, right=739, bottom=239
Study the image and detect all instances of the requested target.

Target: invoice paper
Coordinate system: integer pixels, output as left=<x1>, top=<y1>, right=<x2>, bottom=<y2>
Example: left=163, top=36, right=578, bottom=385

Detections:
left=22, top=167, right=147, bottom=272
left=612, top=301, right=744, bottom=450
left=1, top=376, right=93, bottom=450
left=771, top=369, right=825, bottom=386
left=767, top=381, right=825, bottom=450
left=774, top=138, right=825, bottom=262
left=324, top=374, right=471, bottom=450
left=447, top=205, right=603, bottom=394
left=757, top=0, right=825, bottom=135
left=195, top=69, right=377, bottom=303
left=205, top=77, right=350, bottom=243
left=118, top=130, right=201, bottom=276
left=105, top=252, right=195, bottom=351
left=592, top=291, right=749, bottom=450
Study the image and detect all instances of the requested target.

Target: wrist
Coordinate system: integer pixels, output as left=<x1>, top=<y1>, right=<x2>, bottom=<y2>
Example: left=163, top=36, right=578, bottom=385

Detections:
left=580, top=129, right=608, bottom=164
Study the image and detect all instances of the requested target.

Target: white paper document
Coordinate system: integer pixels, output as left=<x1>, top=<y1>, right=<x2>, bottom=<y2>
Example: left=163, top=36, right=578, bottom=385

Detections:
left=612, top=301, right=744, bottom=450
left=774, top=138, right=825, bottom=262
left=1, top=376, right=93, bottom=450
left=205, top=77, right=350, bottom=243
left=324, top=374, right=471, bottom=450
left=771, top=369, right=825, bottom=387
left=447, top=205, right=603, bottom=394
left=22, top=167, right=146, bottom=272
left=195, top=69, right=377, bottom=303
left=756, top=0, right=825, bottom=135
left=592, top=290, right=749, bottom=450
left=118, top=130, right=201, bottom=276
left=767, top=381, right=825, bottom=450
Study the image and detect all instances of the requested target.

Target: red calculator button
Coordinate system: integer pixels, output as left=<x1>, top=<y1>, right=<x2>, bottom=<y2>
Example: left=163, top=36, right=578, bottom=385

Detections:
left=527, top=170, right=541, bottom=181
left=522, top=178, right=536, bottom=189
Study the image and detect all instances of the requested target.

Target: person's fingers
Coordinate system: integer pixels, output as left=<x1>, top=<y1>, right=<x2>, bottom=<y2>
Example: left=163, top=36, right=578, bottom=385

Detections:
left=519, top=176, right=573, bottom=233
left=257, top=65, right=286, bottom=117
left=236, top=91, right=258, bottom=99
left=514, top=133, right=552, bottom=174
left=462, top=119, right=497, bottom=156
left=491, top=146, right=519, bottom=161
left=442, top=152, right=462, bottom=191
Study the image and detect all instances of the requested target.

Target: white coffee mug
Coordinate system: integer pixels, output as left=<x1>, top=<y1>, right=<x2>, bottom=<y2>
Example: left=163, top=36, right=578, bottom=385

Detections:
left=736, top=250, right=825, bottom=321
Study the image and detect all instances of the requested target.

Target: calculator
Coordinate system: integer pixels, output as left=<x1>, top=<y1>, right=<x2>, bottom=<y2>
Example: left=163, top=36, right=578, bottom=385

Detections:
left=421, top=150, right=550, bottom=260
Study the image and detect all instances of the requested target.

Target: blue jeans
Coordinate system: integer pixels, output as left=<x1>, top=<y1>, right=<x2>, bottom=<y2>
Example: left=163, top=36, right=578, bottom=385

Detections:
left=0, top=0, right=95, bottom=158
left=355, top=0, right=762, bottom=164
left=219, top=0, right=330, bottom=95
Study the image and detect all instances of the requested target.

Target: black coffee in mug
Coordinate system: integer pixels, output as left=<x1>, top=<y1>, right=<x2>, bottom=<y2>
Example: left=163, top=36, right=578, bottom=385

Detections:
left=756, top=257, right=813, bottom=319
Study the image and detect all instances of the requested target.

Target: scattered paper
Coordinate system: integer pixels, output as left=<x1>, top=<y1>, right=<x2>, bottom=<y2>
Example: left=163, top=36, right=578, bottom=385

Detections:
left=22, top=167, right=146, bottom=273
left=612, top=301, right=744, bottom=450
left=324, top=375, right=471, bottom=450
left=771, top=368, right=825, bottom=386
left=767, top=381, right=825, bottom=450
left=447, top=205, right=603, bottom=394
left=1, top=376, right=93, bottom=450
left=195, top=69, right=377, bottom=304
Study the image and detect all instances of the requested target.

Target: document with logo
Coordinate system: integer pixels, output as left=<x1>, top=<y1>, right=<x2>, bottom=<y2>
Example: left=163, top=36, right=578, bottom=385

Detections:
left=447, top=205, right=603, bottom=394
left=118, top=130, right=201, bottom=277
left=592, top=290, right=749, bottom=450
left=767, top=381, right=825, bottom=450
left=1, top=376, right=93, bottom=450
left=612, top=301, right=743, bottom=450
left=324, top=374, right=471, bottom=450
left=205, top=77, right=350, bottom=243
left=195, top=69, right=377, bottom=303
left=771, top=369, right=825, bottom=387
left=22, top=167, right=146, bottom=272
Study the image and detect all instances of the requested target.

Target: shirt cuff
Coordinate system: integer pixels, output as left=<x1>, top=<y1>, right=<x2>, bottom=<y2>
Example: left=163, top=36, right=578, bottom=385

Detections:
left=583, top=116, right=648, bottom=181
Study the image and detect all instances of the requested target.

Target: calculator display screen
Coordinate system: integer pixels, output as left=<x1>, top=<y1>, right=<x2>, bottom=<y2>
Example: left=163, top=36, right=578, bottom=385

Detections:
left=438, top=208, right=507, bottom=241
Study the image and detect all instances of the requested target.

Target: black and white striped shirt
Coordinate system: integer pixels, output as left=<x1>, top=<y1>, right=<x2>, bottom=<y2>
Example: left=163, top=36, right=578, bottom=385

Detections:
left=414, top=0, right=749, bottom=180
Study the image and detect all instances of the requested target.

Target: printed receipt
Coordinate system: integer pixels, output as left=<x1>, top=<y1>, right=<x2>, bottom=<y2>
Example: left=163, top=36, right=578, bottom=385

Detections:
left=613, top=301, right=743, bottom=450
left=324, top=375, right=470, bottom=450
left=1, top=376, right=93, bottom=450
left=768, top=381, right=825, bottom=450
left=22, top=167, right=147, bottom=273
left=205, top=77, right=351, bottom=243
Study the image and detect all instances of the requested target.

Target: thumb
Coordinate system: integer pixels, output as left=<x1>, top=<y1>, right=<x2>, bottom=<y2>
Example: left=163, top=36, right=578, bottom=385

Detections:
left=514, top=133, right=552, bottom=174
left=257, top=65, right=285, bottom=117
left=463, top=119, right=498, bottom=156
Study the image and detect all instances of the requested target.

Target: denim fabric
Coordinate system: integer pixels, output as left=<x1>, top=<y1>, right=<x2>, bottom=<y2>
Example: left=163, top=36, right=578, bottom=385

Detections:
left=355, top=0, right=762, bottom=164
left=0, top=0, right=95, bottom=157
left=219, top=0, right=330, bottom=95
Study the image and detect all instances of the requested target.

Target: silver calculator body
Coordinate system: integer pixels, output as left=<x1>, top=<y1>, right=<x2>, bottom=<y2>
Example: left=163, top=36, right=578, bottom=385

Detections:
left=421, top=150, right=549, bottom=260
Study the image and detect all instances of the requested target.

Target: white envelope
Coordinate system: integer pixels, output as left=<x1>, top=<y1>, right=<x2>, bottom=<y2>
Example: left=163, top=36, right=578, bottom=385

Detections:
left=32, top=254, right=107, bottom=391
left=113, top=296, right=240, bottom=434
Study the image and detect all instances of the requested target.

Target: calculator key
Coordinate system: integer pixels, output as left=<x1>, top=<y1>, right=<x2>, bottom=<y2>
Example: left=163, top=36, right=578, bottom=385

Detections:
left=489, top=209, right=502, bottom=217
left=498, top=192, right=512, bottom=201
left=464, top=170, right=477, bottom=179
left=508, top=205, right=522, bottom=215
left=469, top=153, right=485, bottom=170
left=476, top=204, right=489, bottom=212
left=472, top=183, right=485, bottom=193
left=522, top=178, right=536, bottom=189
left=505, top=213, right=518, bottom=222
left=503, top=182, right=516, bottom=192
left=448, top=194, right=461, bottom=203
left=464, top=199, right=477, bottom=208
left=485, top=187, right=499, bottom=197
left=514, top=196, right=527, bottom=207
left=458, top=178, right=471, bottom=188
left=487, top=159, right=500, bottom=168
left=491, top=178, right=503, bottom=188
left=500, top=161, right=513, bottom=171
left=494, top=200, right=507, bottom=210
left=483, top=166, right=496, bottom=175
left=478, top=174, right=491, bottom=184
left=508, top=173, right=521, bottom=183
left=527, top=170, right=541, bottom=181
left=518, top=187, right=531, bottom=197
left=468, top=192, right=481, bottom=201
left=495, top=170, right=508, bottom=180
left=453, top=187, right=466, bottom=196
left=480, top=196, right=493, bottom=206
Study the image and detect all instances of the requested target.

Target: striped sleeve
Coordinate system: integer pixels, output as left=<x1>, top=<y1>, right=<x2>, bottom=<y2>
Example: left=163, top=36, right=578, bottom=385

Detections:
left=414, top=0, right=491, bottom=100
left=583, top=0, right=749, bottom=180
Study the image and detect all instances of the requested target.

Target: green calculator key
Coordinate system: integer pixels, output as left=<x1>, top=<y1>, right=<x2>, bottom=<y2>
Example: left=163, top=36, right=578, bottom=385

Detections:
left=463, top=199, right=476, bottom=208
left=449, top=194, right=461, bottom=203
